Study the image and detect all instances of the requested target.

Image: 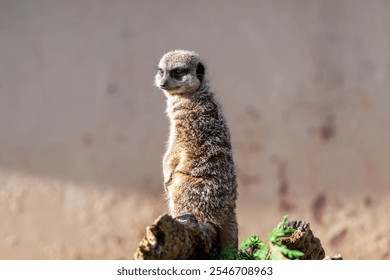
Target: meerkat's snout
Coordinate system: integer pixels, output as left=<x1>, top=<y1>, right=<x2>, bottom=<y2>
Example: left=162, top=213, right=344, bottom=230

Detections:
left=158, top=76, right=172, bottom=90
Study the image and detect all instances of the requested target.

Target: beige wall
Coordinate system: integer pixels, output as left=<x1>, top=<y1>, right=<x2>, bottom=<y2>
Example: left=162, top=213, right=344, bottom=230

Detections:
left=2, top=0, right=390, bottom=193
left=1, top=0, right=390, bottom=259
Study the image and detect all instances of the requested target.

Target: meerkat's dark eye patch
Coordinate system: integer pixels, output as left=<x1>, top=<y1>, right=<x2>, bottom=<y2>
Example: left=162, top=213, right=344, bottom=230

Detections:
left=196, top=63, right=205, bottom=82
left=171, top=67, right=189, bottom=79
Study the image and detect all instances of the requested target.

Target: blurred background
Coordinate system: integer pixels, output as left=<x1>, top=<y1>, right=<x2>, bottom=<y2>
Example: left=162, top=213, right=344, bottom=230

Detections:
left=1, top=0, right=389, bottom=259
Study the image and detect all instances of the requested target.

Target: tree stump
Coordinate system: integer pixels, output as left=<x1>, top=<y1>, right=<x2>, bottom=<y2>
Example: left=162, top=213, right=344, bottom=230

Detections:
left=134, top=214, right=219, bottom=260
left=134, top=214, right=341, bottom=260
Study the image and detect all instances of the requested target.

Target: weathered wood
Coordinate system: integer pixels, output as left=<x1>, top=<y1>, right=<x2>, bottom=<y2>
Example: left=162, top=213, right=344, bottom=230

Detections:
left=280, top=220, right=325, bottom=260
left=134, top=213, right=219, bottom=260
left=134, top=214, right=341, bottom=260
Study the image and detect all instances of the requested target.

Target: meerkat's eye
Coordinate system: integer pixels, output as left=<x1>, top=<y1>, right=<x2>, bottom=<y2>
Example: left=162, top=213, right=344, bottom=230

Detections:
left=171, top=68, right=189, bottom=79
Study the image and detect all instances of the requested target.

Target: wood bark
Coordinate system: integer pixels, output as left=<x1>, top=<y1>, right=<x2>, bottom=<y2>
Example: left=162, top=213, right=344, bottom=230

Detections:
left=134, top=214, right=341, bottom=260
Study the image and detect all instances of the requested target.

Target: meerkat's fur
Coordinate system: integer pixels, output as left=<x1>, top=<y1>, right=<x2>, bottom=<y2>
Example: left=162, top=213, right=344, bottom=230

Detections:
left=155, top=50, right=238, bottom=249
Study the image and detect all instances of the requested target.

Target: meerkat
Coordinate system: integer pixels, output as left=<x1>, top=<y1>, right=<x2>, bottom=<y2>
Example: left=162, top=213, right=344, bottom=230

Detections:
left=155, top=50, right=238, bottom=249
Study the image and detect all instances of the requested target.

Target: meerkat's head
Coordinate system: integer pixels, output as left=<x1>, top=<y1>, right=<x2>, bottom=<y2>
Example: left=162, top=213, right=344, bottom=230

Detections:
left=155, top=50, right=206, bottom=97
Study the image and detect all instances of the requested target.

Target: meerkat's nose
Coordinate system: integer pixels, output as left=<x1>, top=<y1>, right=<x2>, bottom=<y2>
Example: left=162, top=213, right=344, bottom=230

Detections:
left=160, top=79, right=168, bottom=89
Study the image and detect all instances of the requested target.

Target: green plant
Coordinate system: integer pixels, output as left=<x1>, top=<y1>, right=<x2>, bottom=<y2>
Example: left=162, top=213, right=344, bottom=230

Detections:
left=215, top=215, right=304, bottom=260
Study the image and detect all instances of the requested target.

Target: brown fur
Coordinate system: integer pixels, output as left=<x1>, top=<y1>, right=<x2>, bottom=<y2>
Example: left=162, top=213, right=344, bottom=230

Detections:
left=155, top=50, right=238, bottom=249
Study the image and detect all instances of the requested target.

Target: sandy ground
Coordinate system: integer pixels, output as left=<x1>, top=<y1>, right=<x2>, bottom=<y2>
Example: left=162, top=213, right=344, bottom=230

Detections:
left=1, top=170, right=389, bottom=260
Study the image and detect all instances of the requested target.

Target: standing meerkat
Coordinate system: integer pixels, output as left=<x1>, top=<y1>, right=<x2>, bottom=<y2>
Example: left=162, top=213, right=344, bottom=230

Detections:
left=155, top=50, right=238, bottom=249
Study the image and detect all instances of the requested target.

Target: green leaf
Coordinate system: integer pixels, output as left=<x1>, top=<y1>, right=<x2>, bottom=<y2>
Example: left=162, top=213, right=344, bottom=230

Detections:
left=277, top=244, right=305, bottom=259
left=253, top=243, right=268, bottom=260
left=240, top=234, right=262, bottom=250
left=214, top=215, right=304, bottom=260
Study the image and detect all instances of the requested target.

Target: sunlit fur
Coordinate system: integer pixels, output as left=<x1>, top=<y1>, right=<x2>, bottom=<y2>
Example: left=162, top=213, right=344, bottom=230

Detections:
left=155, top=50, right=238, bottom=250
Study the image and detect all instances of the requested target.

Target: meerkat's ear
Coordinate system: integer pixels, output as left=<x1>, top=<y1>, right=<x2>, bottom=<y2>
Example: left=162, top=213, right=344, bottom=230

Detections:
left=196, top=62, right=205, bottom=83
